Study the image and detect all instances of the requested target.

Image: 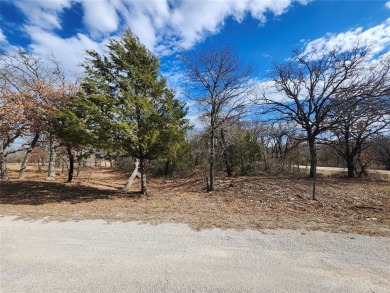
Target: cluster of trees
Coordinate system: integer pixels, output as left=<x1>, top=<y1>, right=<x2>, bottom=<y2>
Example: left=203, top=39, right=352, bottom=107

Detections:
left=1, top=31, right=189, bottom=195
left=181, top=43, right=389, bottom=196
left=1, top=30, right=389, bottom=196
left=0, top=49, right=75, bottom=180
left=263, top=48, right=390, bottom=180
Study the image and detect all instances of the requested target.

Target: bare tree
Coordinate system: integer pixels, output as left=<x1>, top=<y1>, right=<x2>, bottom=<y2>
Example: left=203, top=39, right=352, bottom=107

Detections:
left=261, top=122, right=302, bottom=174
left=328, top=55, right=390, bottom=177
left=0, top=90, right=32, bottom=179
left=260, top=46, right=376, bottom=199
left=46, top=133, right=59, bottom=180
left=0, top=48, right=71, bottom=179
left=219, top=127, right=233, bottom=177
left=181, top=44, right=253, bottom=191
left=369, top=135, right=390, bottom=170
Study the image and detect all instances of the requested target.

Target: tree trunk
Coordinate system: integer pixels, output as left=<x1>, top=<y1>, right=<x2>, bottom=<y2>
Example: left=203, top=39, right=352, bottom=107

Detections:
left=240, top=155, right=245, bottom=176
left=66, top=145, right=74, bottom=183
left=47, top=137, right=56, bottom=180
left=356, top=150, right=368, bottom=178
left=342, top=128, right=356, bottom=178
left=295, top=146, right=300, bottom=172
left=208, top=129, right=215, bottom=192
left=123, top=159, right=140, bottom=190
left=385, top=149, right=390, bottom=171
left=309, top=139, right=317, bottom=200
left=115, top=152, right=120, bottom=169
left=164, top=159, right=170, bottom=177
left=309, top=140, right=317, bottom=179
left=0, top=142, right=8, bottom=180
left=139, top=156, right=147, bottom=195
left=77, top=161, right=81, bottom=178
left=76, top=152, right=83, bottom=178
left=263, top=151, right=269, bottom=172
left=18, top=132, right=40, bottom=179
left=346, top=158, right=355, bottom=178
left=220, top=129, right=232, bottom=177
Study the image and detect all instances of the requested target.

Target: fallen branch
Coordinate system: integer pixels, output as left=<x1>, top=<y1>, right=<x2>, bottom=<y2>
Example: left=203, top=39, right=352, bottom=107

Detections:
left=123, top=159, right=140, bottom=190
left=354, top=205, right=384, bottom=211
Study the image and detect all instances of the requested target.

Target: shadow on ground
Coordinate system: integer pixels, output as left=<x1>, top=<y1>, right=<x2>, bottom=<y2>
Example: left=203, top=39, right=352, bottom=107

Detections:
left=0, top=180, right=138, bottom=205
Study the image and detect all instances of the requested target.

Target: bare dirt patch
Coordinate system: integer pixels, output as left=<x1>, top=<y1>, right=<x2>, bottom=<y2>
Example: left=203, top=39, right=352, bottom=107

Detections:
left=1, top=164, right=389, bottom=236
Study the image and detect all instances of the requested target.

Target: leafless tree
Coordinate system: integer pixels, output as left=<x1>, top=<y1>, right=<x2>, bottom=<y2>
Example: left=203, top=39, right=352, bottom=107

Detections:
left=181, top=44, right=253, bottom=191
left=368, top=135, right=390, bottom=170
left=261, top=122, right=302, bottom=174
left=260, top=45, right=380, bottom=199
left=328, top=55, right=390, bottom=177
left=0, top=48, right=71, bottom=179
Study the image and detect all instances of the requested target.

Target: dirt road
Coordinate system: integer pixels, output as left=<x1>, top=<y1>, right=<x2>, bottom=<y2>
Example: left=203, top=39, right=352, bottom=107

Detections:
left=1, top=216, right=389, bottom=292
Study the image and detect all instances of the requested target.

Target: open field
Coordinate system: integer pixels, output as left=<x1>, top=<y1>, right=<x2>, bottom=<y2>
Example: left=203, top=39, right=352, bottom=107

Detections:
left=298, top=165, right=390, bottom=179
left=1, top=164, right=389, bottom=236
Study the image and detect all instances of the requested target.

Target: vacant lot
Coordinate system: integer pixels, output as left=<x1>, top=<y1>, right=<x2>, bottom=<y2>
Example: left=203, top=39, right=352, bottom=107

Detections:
left=1, top=164, right=389, bottom=236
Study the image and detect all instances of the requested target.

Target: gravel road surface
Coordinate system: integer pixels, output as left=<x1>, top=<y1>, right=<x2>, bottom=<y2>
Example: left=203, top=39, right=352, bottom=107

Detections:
left=1, top=216, right=389, bottom=292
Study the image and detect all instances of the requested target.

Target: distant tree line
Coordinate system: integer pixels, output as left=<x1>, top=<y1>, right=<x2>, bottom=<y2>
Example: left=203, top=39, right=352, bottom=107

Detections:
left=1, top=30, right=389, bottom=196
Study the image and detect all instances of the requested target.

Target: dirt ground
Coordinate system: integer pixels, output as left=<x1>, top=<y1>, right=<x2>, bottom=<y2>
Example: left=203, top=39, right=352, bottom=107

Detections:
left=1, top=164, right=389, bottom=236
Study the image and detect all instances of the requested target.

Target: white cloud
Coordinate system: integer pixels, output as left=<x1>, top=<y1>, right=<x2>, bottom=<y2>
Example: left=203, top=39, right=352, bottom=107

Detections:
left=9, top=0, right=310, bottom=55
left=258, top=17, right=390, bottom=111
left=24, top=25, right=106, bottom=79
left=301, top=18, right=390, bottom=58
left=169, top=0, right=302, bottom=52
left=0, top=28, right=6, bottom=42
left=12, top=0, right=72, bottom=30
left=255, top=79, right=292, bottom=104
left=80, top=0, right=119, bottom=36
left=8, top=0, right=310, bottom=56
left=386, top=1, right=390, bottom=9
left=7, top=0, right=310, bottom=81
left=84, top=0, right=308, bottom=54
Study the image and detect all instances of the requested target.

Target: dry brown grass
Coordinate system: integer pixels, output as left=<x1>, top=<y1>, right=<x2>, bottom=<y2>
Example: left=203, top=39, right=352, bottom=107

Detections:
left=1, top=164, right=389, bottom=236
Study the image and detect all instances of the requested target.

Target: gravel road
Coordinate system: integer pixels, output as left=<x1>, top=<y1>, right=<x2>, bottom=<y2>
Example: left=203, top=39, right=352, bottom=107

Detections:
left=1, top=216, right=389, bottom=292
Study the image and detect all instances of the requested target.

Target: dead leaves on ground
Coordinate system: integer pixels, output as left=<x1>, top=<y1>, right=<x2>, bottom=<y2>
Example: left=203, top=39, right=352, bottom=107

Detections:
left=1, top=170, right=389, bottom=236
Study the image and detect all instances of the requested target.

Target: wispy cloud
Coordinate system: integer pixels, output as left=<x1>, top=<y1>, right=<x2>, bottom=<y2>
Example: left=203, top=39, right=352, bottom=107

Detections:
left=0, top=28, right=6, bottom=42
left=301, top=18, right=390, bottom=58
left=80, top=0, right=119, bottom=36
left=113, top=0, right=309, bottom=54
left=385, top=1, right=390, bottom=9
left=12, top=0, right=72, bottom=30
left=9, top=0, right=309, bottom=54
left=24, top=25, right=106, bottom=79
left=256, top=18, right=390, bottom=110
left=4, top=0, right=309, bottom=80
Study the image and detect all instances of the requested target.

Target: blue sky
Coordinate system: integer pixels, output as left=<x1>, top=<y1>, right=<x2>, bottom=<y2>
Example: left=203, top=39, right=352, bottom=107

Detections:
left=1, top=0, right=389, bottom=124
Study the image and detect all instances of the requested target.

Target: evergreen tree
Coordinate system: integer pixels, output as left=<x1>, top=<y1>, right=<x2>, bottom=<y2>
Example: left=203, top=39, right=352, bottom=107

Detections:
left=49, top=94, right=94, bottom=183
left=81, top=30, right=188, bottom=195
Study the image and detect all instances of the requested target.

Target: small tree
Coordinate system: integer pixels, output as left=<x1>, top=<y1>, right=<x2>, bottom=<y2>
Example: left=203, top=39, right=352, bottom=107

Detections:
left=155, top=91, right=191, bottom=176
left=81, top=30, right=188, bottom=195
left=49, top=94, right=93, bottom=183
left=181, top=44, right=253, bottom=191
left=229, top=123, right=263, bottom=176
